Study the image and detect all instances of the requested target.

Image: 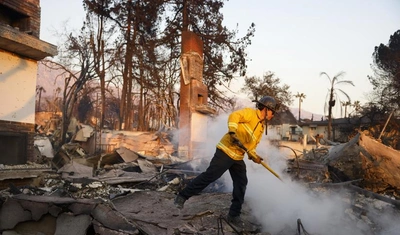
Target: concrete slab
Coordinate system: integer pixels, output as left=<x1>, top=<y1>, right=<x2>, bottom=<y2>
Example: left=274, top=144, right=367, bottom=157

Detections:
left=0, top=198, right=32, bottom=230
left=91, top=204, right=138, bottom=233
left=55, top=213, right=91, bottom=235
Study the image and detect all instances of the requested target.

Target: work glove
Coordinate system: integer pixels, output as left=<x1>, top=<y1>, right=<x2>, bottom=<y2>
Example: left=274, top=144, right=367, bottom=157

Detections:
left=229, top=132, right=241, bottom=146
left=248, top=152, right=263, bottom=164
left=229, top=132, right=247, bottom=151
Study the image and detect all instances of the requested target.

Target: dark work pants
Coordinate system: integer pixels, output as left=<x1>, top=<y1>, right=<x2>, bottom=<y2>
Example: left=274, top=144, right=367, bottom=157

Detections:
left=179, top=148, right=248, bottom=217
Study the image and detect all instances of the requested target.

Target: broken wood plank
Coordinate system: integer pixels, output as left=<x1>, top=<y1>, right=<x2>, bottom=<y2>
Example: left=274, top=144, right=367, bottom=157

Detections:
left=102, top=173, right=155, bottom=185
left=0, top=169, right=52, bottom=181
left=348, top=184, right=400, bottom=209
left=12, top=194, right=102, bottom=204
left=309, top=179, right=363, bottom=188
left=116, top=147, right=139, bottom=162
left=137, top=159, right=157, bottom=173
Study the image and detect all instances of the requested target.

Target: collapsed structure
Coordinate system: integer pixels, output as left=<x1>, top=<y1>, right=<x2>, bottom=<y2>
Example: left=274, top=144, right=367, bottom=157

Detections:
left=1, top=126, right=400, bottom=234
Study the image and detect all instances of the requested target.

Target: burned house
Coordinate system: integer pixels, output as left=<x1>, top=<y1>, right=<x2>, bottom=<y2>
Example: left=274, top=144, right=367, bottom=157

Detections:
left=0, top=0, right=57, bottom=164
left=268, top=108, right=301, bottom=141
left=300, top=117, right=373, bottom=143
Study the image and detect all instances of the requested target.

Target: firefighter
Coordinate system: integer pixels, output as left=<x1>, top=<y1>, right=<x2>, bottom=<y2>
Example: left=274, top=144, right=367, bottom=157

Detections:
left=174, top=96, right=279, bottom=229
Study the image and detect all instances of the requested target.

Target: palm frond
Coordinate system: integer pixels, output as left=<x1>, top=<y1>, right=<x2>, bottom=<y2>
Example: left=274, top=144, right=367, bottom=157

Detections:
left=334, top=71, right=346, bottom=78
left=336, top=80, right=355, bottom=86
left=320, top=72, right=332, bottom=83
left=332, top=71, right=346, bottom=85
left=337, top=88, right=351, bottom=102
left=324, top=92, right=330, bottom=115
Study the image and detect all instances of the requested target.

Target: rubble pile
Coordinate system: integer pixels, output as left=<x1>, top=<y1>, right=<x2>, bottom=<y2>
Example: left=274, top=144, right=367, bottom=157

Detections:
left=283, top=131, right=400, bottom=234
left=0, top=194, right=138, bottom=235
left=288, top=132, right=400, bottom=198
left=0, top=143, right=247, bottom=234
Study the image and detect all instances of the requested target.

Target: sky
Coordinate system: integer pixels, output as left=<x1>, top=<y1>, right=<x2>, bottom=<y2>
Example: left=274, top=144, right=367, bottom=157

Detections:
left=40, top=0, right=400, bottom=116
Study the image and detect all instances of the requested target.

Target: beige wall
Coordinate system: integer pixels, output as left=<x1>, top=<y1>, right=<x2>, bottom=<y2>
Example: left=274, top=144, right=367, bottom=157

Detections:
left=191, top=112, right=208, bottom=142
left=270, top=124, right=303, bottom=141
left=302, top=126, right=327, bottom=141
left=190, top=112, right=209, bottom=158
left=0, top=50, right=37, bottom=124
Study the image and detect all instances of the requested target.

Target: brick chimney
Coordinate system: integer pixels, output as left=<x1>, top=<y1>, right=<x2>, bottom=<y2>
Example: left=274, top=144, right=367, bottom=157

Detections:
left=179, top=31, right=216, bottom=159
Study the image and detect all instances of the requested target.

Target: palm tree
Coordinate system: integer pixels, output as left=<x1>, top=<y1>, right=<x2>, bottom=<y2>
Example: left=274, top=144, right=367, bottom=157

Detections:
left=341, top=101, right=351, bottom=118
left=320, top=71, right=354, bottom=140
left=294, top=92, right=306, bottom=122
left=36, top=85, right=46, bottom=112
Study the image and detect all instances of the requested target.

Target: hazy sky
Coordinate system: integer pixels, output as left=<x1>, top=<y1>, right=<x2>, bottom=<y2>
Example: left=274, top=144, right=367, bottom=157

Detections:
left=40, top=0, right=400, bottom=116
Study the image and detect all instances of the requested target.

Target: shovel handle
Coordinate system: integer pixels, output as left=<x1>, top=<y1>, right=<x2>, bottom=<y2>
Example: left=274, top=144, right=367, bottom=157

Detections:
left=235, top=143, right=283, bottom=182
left=260, top=161, right=283, bottom=182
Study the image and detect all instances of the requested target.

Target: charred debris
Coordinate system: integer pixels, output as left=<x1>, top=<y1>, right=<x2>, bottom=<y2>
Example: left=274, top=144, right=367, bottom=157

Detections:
left=1, top=117, right=400, bottom=234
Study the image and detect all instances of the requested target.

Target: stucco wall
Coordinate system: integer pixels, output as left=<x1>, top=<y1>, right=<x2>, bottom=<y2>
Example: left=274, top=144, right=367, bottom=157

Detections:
left=302, top=126, right=327, bottom=142
left=0, top=50, right=37, bottom=124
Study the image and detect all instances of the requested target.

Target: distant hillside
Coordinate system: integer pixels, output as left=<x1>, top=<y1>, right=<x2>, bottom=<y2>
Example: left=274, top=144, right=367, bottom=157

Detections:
left=37, top=63, right=117, bottom=98
left=290, top=107, right=324, bottom=121
left=36, top=63, right=66, bottom=97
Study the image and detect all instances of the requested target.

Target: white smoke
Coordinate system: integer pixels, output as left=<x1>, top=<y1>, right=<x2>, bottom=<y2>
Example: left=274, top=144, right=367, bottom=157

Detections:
left=199, top=113, right=400, bottom=235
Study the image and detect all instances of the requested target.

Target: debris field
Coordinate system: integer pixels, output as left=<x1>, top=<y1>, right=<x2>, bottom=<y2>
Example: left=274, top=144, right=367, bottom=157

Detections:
left=1, top=129, right=400, bottom=235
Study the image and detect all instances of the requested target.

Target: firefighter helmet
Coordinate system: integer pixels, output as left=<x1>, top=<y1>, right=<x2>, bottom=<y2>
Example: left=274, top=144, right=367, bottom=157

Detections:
left=254, top=96, right=280, bottom=112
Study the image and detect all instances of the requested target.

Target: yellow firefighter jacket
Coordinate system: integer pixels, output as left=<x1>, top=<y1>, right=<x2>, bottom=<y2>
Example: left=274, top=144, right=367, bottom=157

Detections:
left=216, top=108, right=264, bottom=160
